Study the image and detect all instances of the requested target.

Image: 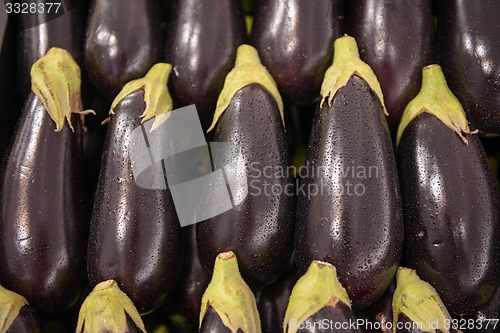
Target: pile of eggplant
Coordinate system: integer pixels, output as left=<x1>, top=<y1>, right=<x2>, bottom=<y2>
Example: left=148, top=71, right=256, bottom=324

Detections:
left=1, top=0, right=499, bottom=332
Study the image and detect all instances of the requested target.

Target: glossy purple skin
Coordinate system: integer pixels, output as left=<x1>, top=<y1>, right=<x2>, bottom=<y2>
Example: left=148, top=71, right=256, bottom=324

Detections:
left=256, top=265, right=299, bottom=333
left=298, top=304, right=361, bottom=333
left=199, top=307, right=240, bottom=333
left=355, top=281, right=395, bottom=333
left=461, top=285, right=500, bottom=333
left=84, top=0, right=162, bottom=100
left=251, top=0, right=344, bottom=105
left=18, top=0, right=87, bottom=98
left=164, top=0, right=246, bottom=131
left=7, top=305, right=45, bottom=333
left=0, top=8, right=21, bottom=155
left=196, top=84, right=295, bottom=290
left=87, top=90, right=183, bottom=315
left=437, top=0, right=500, bottom=134
left=0, top=93, right=88, bottom=318
left=347, top=0, right=435, bottom=135
left=397, top=112, right=500, bottom=314
left=295, top=76, right=403, bottom=310
left=169, top=225, right=210, bottom=326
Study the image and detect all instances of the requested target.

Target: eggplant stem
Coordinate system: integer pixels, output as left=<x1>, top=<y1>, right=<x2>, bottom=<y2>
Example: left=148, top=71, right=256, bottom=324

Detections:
left=396, top=65, right=476, bottom=147
left=393, top=268, right=456, bottom=333
left=110, top=63, right=174, bottom=132
left=31, top=47, right=94, bottom=132
left=320, top=35, right=387, bottom=115
left=0, top=285, right=29, bottom=332
left=284, top=261, right=351, bottom=333
left=199, top=251, right=262, bottom=333
left=208, top=44, right=284, bottom=133
left=75, top=280, right=146, bottom=333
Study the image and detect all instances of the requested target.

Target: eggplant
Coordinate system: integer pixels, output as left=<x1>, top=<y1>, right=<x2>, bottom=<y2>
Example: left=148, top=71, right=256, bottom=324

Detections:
left=82, top=91, right=109, bottom=195
left=0, top=48, right=90, bottom=317
left=199, top=307, right=234, bottom=333
left=294, top=35, right=403, bottom=310
left=256, top=264, right=299, bottom=333
left=437, top=0, right=500, bottom=134
left=199, top=251, right=261, bottom=333
left=169, top=225, right=211, bottom=327
left=356, top=282, right=395, bottom=333
left=84, top=0, right=162, bottom=100
left=164, top=0, right=246, bottom=131
left=393, top=268, right=460, bottom=333
left=347, top=0, right=435, bottom=135
left=17, top=0, right=87, bottom=97
left=0, top=284, right=45, bottom=333
left=196, top=44, right=294, bottom=290
left=76, top=280, right=146, bottom=333
left=250, top=0, right=344, bottom=105
left=396, top=65, right=500, bottom=314
left=0, top=7, right=21, bottom=156
left=87, top=63, right=183, bottom=315
left=284, top=261, right=361, bottom=333
left=460, top=286, right=500, bottom=333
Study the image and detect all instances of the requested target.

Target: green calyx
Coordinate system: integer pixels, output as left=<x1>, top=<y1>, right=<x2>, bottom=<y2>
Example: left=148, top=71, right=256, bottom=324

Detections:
left=284, top=261, right=351, bottom=333
left=393, top=268, right=455, bottom=333
left=31, top=47, right=95, bottom=132
left=110, top=63, right=174, bottom=132
left=320, top=35, right=387, bottom=114
left=208, top=44, right=284, bottom=132
left=396, top=64, right=476, bottom=147
left=245, top=16, right=253, bottom=36
left=76, top=280, right=146, bottom=333
left=0, top=284, right=28, bottom=333
left=199, top=251, right=261, bottom=333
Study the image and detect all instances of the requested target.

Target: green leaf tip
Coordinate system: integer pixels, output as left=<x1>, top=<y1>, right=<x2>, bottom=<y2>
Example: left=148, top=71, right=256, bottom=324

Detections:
left=320, top=35, right=387, bottom=115
left=199, top=251, right=262, bottom=333
left=31, top=47, right=95, bottom=132
left=284, top=261, right=351, bottom=333
left=396, top=64, right=477, bottom=147
left=0, top=284, right=28, bottom=333
left=76, top=280, right=146, bottom=333
left=110, top=63, right=174, bottom=132
left=393, top=268, right=458, bottom=333
left=208, top=44, right=284, bottom=133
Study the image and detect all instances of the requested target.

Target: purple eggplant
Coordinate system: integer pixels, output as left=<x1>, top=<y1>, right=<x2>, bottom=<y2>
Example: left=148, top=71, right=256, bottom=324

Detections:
left=284, top=261, right=361, bottom=333
left=356, top=282, right=395, bottom=333
left=196, top=45, right=294, bottom=290
left=0, top=284, right=45, bottom=333
left=396, top=65, right=500, bottom=314
left=199, top=307, right=235, bottom=333
left=17, top=0, right=87, bottom=98
left=0, top=48, right=90, bottom=317
left=169, top=225, right=211, bottom=327
left=199, top=251, right=261, bottom=333
left=250, top=0, right=344, bottom=105
left=163, top=0, right=246, bottom=131
left=0, top=6, right=21, bottom=155
left=347, top=0, right=435, bottom=135
left=87, top=64, right=183, bottom=315
left=84, top=0, right=162, bottom=100
left=294, top=36, right=403, bottom=310
left=256, top=264, right=299, bottom=333
left=460, top=286, right=500, bottom=333
left=437, top=0, right=500, bottom=134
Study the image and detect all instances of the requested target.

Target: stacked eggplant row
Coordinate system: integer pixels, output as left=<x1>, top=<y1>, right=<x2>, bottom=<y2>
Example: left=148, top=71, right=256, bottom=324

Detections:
left=0, top=0, right=499, bottom=333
